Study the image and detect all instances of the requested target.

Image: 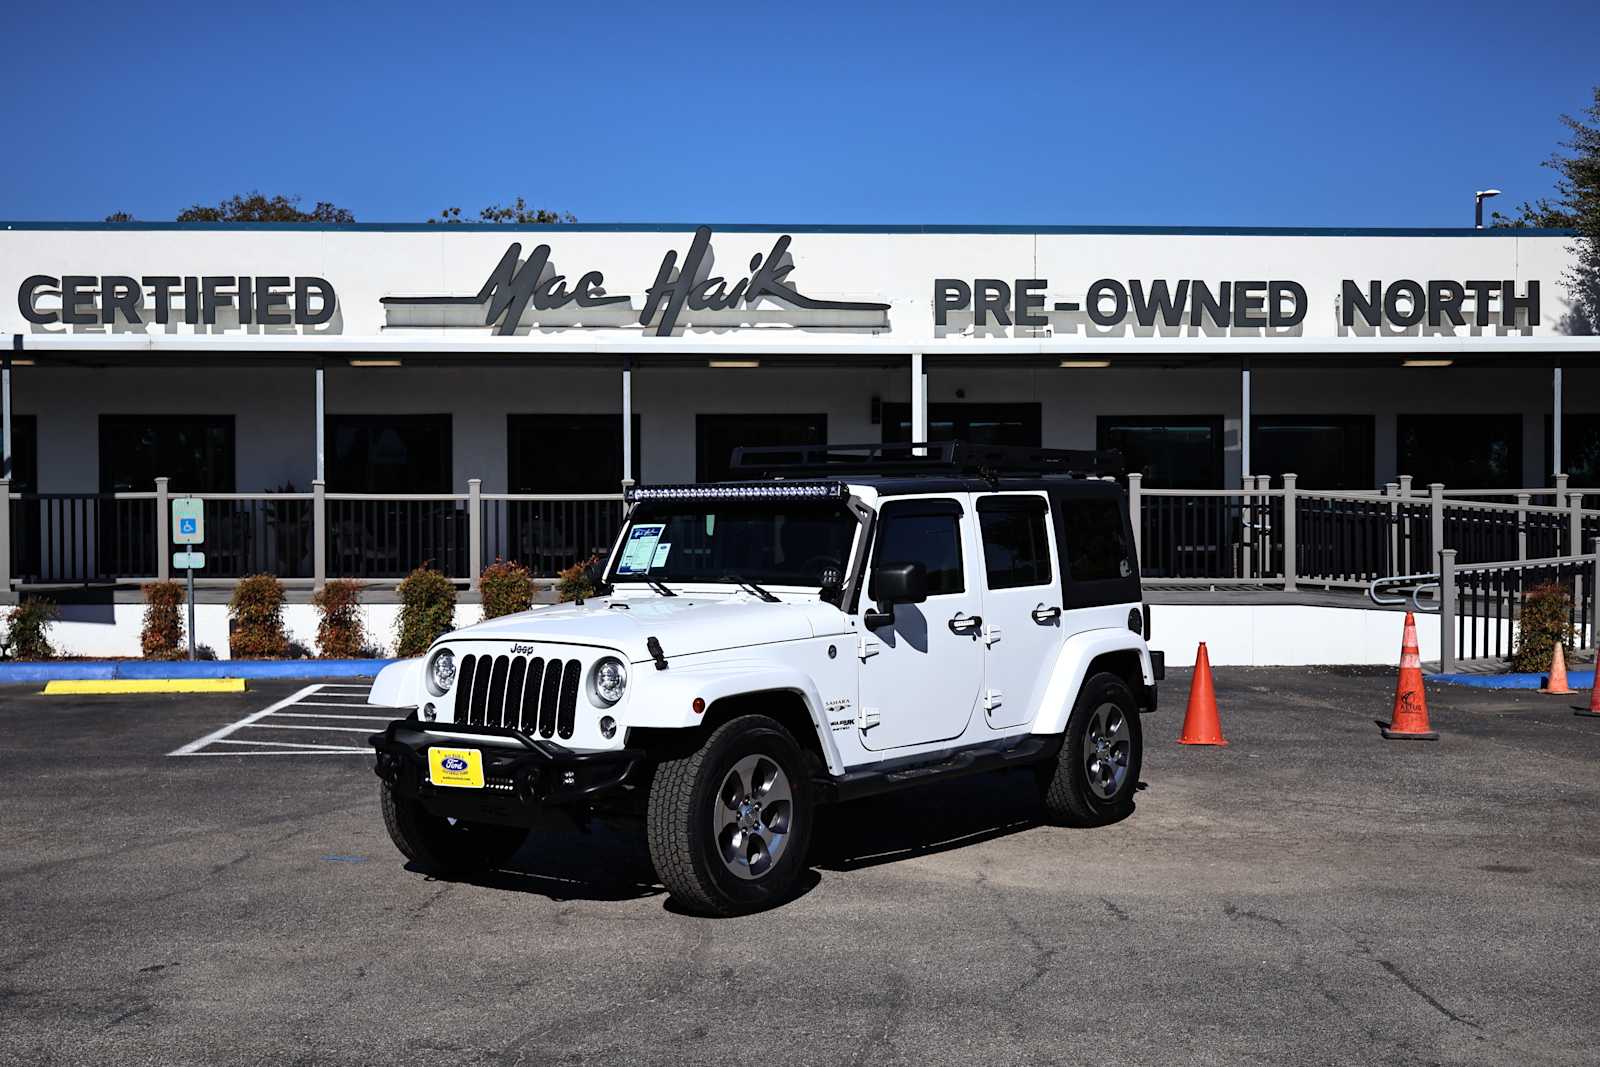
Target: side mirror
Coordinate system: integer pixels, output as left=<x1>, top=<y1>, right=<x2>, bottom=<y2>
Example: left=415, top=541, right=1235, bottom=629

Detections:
left=865, top=562, right=927, bottom=629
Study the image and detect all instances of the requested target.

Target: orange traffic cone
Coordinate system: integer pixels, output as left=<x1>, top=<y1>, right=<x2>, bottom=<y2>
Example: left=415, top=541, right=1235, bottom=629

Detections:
left=1539, top=644, right=1576, bottom=695
left=1382, top=612, right=1438, bottom=741
left=1577, top=655, right=1600, bottom=718
left=1178, top=642, right=1227, bottom=746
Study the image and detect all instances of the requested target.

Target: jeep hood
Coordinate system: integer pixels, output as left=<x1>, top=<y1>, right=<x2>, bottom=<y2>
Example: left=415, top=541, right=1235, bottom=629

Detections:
left=443, top=595, right=841, bottom=662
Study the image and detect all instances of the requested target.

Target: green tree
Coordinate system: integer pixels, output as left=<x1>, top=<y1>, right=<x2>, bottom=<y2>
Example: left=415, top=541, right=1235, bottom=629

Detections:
left=431, top=196, right=574, bottom=224
left=1492, top=86, right=1600, bottom=333
left=176, top=192, right=355, bottom=223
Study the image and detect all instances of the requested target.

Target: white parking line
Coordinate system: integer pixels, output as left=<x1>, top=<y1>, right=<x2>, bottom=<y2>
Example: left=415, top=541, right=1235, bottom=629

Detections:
left=170, top=682, right=398, bottom=757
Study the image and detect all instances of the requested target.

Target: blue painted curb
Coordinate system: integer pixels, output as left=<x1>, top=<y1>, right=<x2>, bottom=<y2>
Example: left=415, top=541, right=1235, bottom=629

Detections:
left=0, top=658, right=397, bottom=684
left=1433, top=670, right=1595, bottom=689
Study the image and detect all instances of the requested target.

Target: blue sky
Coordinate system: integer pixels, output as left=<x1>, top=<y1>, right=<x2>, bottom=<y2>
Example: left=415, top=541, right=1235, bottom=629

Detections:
left=2, top=0, right=1595, bottom=227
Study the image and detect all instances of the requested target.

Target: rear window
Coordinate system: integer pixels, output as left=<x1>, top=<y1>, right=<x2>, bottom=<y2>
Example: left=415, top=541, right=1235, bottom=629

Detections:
left=1059, top=498, right=1132, bottom=581
left=978, top=496, right=1052, bottom=589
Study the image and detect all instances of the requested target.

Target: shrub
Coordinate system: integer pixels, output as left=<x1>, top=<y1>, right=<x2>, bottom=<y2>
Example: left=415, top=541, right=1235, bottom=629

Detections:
left=228, top=573, right=290, bottom=659
left=395, top=565, right=456, bottom=657
left=3, top=597, right=58, bottom=660
left=312, top=579, right=367, bottom=658
left=1512, top=581, right=1574, bottom=672
left=141, top=581, right=186, bottom=660
left=479, top=559, right=534, bottom=619
left=557, top=555, right=600, bottom=603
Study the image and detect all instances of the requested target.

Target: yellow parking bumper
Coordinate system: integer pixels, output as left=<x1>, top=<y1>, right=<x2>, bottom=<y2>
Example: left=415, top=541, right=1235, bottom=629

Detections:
left=43, top=678, right=247, bottom=695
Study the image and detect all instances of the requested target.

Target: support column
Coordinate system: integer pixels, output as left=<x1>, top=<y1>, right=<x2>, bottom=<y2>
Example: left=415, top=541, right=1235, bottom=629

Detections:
left=315, top=363, right=326, bottom=484
left=1281, top=472, right=1298, bottom=592
left=1553, top=364, right=1564, bottom=479
left=312, top=479, right=326, bottom=592
left=155, top=477, right=171, bottom=582
left=1439, top=549, right=1457, bottom=673
left=910, top=352, right=927, bottom=454
left=1240, top=357, right=1252, bottom=482
left=621, top=356, right=634, bottom=489
left=467, top=477, right=482, bottom=586
left=2, top=336, right=13, bottom=483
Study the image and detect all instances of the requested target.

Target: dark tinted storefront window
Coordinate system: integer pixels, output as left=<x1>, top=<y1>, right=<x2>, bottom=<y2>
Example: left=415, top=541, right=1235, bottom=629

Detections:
left=1097, top=415, right=1223, bottom=489
left=327, top=414, right=451, bottom=492
left=7, top=414, right=38, bottom=494
left=1252, top=415, right=1375, bottom=489
left=1546, top=414, right=1600, bottom=485
left=1397, top=414, right=1522, bottom=489
left=509, top=414, right=641, bottom=492
left=883, top=403, right=1041, bottom=447
left=697, top=413, right=827, bottom=483
left=100, top=415, right=235, bottom=492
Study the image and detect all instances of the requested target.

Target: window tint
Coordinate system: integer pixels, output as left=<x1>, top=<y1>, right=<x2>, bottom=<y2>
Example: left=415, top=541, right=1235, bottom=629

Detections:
left=1059, top=499, right=1132, bottom=582
left=978, top=497, right=1052, bottom=589
left=872, top=503, right=964, bottom=596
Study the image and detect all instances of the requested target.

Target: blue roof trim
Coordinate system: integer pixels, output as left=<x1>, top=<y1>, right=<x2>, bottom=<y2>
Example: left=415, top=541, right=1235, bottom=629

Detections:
left=0, top=221, right=1579, bottom=237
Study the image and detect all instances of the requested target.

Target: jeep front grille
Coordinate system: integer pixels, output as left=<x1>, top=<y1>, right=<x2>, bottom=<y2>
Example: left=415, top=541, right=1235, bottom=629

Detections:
left=452, top=653, right=582, bottom=739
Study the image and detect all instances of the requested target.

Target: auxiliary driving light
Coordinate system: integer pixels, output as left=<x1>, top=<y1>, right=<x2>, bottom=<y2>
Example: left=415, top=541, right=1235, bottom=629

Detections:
left=421, top=702, right=437, bottom=722
left=599, top=716, right=617, bottom=739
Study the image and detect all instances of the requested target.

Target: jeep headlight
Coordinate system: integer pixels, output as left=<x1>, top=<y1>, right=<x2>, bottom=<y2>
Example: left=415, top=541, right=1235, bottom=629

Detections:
left=425, top=648, right=457, bottom=697
left=589, top=656, right=627, bottom=706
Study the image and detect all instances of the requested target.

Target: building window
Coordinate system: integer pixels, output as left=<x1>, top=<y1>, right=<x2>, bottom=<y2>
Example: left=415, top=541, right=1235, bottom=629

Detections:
left=881, top=403, right=1041, bottom=447
left=509, top=414, right=641, bottom=492
left=1397, top=414, right=1522, bottom=489
left=1097, top=415, right=1223, bottom=489
left=7, top=415, right=38, bottom=495
left=1545, top=414, right=1600, bottom=485
left=697, top=414, right=827, bottom=483
left=977, top=496, right=1052, bottom=589
left=326, top=414, right=451, bottom=493
left=1252, top=415, right=1375, bottom=489
left=99, top=415, right=236, bottom=492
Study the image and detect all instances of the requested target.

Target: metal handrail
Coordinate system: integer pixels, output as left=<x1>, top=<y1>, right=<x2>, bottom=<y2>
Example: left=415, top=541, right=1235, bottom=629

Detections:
left=1369, top=573, right=1441, bottom=612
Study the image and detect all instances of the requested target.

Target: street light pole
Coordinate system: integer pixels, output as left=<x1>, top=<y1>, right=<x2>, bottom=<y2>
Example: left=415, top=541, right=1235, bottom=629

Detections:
left=1474, top=188, right=1502, bottom=229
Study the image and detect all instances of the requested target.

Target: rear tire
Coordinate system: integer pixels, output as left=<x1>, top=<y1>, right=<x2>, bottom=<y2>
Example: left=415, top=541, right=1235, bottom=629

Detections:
left=1038, top=672, right=1143, bottom=827
left=647, top=714, right=814, bottom=916
left=380, top=782, right=528, bottom=876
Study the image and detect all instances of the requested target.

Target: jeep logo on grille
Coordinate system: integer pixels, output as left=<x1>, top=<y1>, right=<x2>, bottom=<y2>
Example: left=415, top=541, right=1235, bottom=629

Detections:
left=508, top=643, right=537, bottom=655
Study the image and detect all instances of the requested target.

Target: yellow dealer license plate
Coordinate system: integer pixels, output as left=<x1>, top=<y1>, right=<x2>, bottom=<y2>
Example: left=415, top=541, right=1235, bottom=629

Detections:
left=428, top=747, right=484, bottom=789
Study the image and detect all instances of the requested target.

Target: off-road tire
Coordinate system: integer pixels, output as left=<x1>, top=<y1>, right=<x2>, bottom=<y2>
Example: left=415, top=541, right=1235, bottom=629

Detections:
left=646, top=714, right=814, bottom=916
left=1038, top=671, right=1143, bottom=827
left=380, top=781, right=528, bottom=876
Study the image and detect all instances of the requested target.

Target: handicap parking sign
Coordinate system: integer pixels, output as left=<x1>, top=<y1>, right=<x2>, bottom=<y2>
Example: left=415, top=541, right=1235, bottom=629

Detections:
left=172, top=497, right=205, bottom=545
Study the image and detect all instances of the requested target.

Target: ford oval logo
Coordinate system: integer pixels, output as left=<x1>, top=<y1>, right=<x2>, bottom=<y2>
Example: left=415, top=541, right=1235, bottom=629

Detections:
left=442, top=756, right=469, bottom=773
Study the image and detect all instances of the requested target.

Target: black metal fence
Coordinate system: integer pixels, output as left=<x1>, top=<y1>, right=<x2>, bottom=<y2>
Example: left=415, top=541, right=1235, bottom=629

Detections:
left=481, top=497, right=626, bottom=577
left=1447, top=554, right=1596, bottom=665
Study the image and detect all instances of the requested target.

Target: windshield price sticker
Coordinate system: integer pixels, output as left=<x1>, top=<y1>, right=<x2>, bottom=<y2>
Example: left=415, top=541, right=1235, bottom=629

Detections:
left=617, top=525, right=666, bottom=574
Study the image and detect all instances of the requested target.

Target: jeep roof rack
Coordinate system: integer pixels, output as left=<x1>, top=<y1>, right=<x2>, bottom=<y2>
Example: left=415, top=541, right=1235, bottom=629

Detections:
left=728, top=441, right=1124, bottom=480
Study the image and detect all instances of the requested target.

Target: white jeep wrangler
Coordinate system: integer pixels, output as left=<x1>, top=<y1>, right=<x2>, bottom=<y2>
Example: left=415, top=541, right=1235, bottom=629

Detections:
left=368, top=442, right=1162, bottom=915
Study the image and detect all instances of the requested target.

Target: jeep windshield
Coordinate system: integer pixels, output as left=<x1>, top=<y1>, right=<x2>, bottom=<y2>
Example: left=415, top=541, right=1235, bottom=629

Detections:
left=609, top=499, right=858, bottom=589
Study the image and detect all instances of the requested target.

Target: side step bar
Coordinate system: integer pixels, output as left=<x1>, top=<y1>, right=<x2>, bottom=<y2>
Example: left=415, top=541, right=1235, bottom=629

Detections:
left=815, top=734, right=1063, bottom=804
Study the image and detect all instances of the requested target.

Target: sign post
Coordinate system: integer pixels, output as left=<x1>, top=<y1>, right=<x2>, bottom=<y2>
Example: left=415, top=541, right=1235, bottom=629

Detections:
left=171, top=498, right=205, bottom=660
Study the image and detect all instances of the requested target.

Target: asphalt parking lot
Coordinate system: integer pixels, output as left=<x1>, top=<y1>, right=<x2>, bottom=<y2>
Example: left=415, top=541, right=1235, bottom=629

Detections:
left=3, top=670, right=1599, bottom=1066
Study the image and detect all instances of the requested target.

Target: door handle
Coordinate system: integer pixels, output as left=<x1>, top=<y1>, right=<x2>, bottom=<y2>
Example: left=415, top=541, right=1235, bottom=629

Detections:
left=1031, top=605, right=1062, bottom=624
left=948, top=614, right=983, bottom=635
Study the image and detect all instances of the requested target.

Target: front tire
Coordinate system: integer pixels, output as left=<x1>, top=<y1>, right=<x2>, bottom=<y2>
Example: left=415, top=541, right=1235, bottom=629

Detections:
left=1038, top=672, right=1143, bottom=827
left=380, top=781, right=528, bottom=876
left=646, top=714, right=814, bottom=916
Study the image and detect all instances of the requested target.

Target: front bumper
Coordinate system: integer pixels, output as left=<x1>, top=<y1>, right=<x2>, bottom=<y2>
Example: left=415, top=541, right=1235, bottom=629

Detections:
left=369, top=719, right=645, bottom=826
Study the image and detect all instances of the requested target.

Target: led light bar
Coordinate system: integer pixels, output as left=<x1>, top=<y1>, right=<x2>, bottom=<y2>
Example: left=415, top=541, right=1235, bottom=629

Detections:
left=625, top=481, right=848, bottom=502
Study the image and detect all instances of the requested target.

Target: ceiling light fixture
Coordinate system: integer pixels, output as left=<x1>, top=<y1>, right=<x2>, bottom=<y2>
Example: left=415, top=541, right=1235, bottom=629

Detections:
left=1059, top=359, right=1111, bottom=368
left=1402, top=359, right=1453, bottom=368
left=708, top=359, right=760, bottom=368
left=349, top=359, right=403, bottom=367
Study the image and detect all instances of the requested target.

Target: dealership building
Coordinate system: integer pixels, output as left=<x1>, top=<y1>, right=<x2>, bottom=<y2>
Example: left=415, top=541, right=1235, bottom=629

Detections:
left=1, top=220, right=1596, bottom=659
